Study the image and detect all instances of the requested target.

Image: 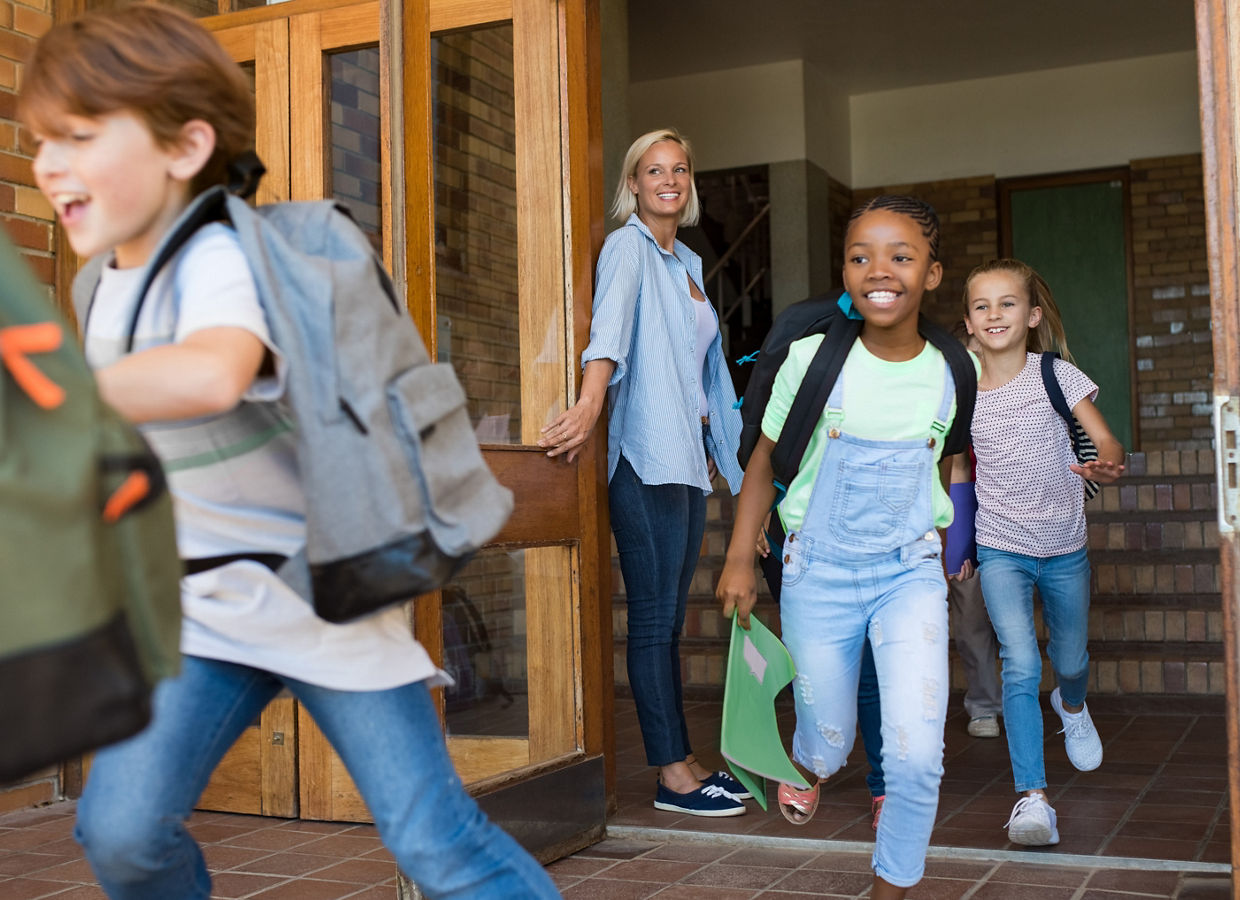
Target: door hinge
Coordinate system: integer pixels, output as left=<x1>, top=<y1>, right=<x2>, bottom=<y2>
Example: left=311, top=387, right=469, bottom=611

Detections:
left=1215, top=395, right=1240, bottom=534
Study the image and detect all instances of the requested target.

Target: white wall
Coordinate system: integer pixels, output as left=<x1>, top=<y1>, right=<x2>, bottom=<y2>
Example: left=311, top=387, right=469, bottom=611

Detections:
left=628, top=60, right=807, bottom=171
left=850, top=52, right=1201, bottom=187
left=803, top=59, right=851, bottom=181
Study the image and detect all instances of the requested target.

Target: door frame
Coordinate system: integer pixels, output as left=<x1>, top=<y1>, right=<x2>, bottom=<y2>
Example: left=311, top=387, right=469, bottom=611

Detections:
left=1195, top=0, right=1240, bottom=889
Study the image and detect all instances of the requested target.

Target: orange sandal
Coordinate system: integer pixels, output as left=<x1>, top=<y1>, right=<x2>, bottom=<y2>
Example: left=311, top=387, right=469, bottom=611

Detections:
left=777, top=779, right=820, bottom=825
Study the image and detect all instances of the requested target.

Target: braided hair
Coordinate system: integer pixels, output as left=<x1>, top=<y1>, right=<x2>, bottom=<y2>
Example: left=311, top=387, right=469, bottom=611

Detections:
left=848, top=195, right=940, bottom=262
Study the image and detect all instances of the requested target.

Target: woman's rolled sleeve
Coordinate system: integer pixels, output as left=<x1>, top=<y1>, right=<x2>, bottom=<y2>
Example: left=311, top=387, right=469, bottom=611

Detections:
left=581, top=227, right=643, bottom=386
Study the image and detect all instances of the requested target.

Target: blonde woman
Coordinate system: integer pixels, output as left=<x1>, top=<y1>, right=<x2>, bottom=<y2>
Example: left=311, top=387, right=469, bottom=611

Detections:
left=540, top=129, right=746, bottom=816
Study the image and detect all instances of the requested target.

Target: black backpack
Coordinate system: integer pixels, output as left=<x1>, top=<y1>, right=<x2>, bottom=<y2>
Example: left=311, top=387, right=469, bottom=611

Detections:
left=737, top=289, right=977, bottom=489
left=1040, top=351, right=1101, bottom=501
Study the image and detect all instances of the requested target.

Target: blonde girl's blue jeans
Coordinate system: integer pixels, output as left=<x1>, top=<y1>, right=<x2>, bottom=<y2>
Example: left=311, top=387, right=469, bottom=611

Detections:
left=976, top=545, right=1091, bottom=793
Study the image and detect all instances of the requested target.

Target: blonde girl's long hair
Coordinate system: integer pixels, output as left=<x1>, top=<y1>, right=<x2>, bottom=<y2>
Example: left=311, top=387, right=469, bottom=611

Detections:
left=963, top=258, right=1074, bottom=364
left=610, top=128, right=700, bottom=226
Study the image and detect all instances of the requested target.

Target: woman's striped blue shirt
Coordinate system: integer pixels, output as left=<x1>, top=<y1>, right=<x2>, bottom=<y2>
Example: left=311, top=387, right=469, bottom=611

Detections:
left=581, top=214, right=743, bottom=495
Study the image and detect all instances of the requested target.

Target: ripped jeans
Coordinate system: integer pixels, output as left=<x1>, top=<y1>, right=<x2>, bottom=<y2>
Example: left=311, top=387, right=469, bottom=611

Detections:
left=780, top=535, right=949, bottom=887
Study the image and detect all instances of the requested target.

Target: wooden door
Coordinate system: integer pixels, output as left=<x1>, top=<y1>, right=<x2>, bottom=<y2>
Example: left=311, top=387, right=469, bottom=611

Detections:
left=999, top=171, right=1138, bottom=449
left=198, top=0, right=609, bottom=857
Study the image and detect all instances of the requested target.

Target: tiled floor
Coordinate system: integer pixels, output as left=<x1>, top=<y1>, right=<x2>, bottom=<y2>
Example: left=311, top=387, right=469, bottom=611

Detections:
left=608, top=695, right=1232, bottom=864
left=0, top=692, right=1233, bottom=898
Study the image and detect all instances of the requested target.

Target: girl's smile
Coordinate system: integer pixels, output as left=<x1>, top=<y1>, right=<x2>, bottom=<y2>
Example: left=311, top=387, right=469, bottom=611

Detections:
left=966, top=271, right=1043, bottom=353
left=843, top=209, right=942, bottom=340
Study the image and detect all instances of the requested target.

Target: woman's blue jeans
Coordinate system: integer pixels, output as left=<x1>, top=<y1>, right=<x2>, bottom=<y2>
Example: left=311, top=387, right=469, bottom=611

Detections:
left=609, top=454, right=706, bottom=766
left=75, top=656, right=559, bottom=900
left=977, top=545, right=1091, bottom=793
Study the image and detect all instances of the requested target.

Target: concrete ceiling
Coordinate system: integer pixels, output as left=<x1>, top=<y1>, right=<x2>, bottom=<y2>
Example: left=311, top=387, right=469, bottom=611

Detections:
left=627, top=0, right=1199, bottom=94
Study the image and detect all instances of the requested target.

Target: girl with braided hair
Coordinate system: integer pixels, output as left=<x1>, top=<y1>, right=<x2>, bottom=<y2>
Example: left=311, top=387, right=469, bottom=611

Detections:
left=718, top=195, right=976, bottom=897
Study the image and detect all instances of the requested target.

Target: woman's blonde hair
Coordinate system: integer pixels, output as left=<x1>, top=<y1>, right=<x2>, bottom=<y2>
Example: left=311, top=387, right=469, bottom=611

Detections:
left=610, top=128, right=700, bottom=226
left=963, top=258, right=1074, bottom=364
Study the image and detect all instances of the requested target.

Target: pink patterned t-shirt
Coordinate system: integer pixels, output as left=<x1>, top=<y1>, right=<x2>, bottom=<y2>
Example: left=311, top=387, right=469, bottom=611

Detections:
left=972, top=352, right=1099, bottom=556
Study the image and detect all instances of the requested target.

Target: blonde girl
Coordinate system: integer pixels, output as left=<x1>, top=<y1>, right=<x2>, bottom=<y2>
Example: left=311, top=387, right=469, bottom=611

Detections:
left=964, top=259, right=1125, bottom=847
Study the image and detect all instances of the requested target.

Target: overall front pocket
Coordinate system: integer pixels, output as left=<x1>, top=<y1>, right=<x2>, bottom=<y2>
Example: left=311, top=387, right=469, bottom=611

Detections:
left=828, top=457, right=924, bottom=545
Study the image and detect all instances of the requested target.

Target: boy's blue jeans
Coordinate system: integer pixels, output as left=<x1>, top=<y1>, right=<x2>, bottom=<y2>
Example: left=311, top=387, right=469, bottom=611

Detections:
left=977, top=545, right=1091, bottom=793
left=75, top=655, right=559, bottom=900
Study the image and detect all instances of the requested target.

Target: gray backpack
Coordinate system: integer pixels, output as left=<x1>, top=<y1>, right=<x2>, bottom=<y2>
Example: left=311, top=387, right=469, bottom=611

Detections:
left=74, top=180, right=512, bottom=623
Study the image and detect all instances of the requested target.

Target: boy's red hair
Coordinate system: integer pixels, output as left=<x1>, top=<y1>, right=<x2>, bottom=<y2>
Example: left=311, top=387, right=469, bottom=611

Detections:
left=19, top=3, right=255, bottom=194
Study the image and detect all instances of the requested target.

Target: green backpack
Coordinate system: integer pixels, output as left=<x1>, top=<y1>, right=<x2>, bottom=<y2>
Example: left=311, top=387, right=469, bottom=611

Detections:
left=0, top=235, right=182, bottom=782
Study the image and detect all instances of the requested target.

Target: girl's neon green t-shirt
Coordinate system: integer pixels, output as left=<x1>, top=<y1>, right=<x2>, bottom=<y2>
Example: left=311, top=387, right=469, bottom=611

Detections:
left=760, top=336, right=979, bottom=533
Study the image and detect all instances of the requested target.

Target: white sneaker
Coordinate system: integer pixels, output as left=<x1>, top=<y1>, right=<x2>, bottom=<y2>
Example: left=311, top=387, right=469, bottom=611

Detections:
left=967, top=714, right=1000, bottom=738
left=1050, top=687, right=1103, bottom=771
left=1005, top=793, right=1059, bottom=846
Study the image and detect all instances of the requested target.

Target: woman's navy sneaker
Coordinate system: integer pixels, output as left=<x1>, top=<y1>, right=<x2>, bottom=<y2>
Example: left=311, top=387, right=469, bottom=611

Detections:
left=653, top=782, right=746, bottom=817
left=703, top=769, right=753, bottom=800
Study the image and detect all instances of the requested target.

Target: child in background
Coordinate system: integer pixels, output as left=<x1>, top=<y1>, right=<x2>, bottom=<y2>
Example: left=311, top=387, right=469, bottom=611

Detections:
left=946, top=326, right=1003, bottom=740
left=965, top=258, right=1125, bottom=847
left=718, top=195, right=975, bottom=899
left=20, top=7, right=558, bottom=898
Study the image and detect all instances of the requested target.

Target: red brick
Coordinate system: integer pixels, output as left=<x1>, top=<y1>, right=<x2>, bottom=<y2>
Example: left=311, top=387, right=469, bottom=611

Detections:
left=1, top=213, right=48, bottom=249
left=20, top=249, right=51, bottom=283
left=0, top=150, right=34, bottom=186
left=0, top=27, right=33, bottom=61
left=12, top=4, right=50, bottom=37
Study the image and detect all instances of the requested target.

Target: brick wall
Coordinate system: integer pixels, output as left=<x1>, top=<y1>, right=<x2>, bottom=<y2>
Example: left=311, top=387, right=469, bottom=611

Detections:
left=432, top=27, right=520, bottom=443
left=1130, top=154, right=1212, bottom=451
left=0, top=0, right=53, bottom=293
left=331, top=48, right=382, bottom=250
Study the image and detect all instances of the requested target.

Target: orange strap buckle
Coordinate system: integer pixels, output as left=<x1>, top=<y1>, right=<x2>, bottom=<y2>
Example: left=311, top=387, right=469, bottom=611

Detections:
left=0, top=322, right=66, bottom=409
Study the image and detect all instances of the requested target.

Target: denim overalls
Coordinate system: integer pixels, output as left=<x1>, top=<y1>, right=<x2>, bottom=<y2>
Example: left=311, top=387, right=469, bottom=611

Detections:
left=779, top=362, right=954, bottom=888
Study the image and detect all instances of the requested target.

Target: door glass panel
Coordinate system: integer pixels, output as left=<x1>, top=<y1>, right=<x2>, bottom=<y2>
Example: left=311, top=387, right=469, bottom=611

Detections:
left=329, top=48, right=383, bottom=253
left=432, top=25, right=520, bottom=442
left=442, top=546, right=533, bottom=739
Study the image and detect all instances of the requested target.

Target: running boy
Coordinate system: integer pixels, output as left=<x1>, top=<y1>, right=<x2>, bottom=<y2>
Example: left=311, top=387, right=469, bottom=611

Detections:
left=20, top=7, right=558, bottom=898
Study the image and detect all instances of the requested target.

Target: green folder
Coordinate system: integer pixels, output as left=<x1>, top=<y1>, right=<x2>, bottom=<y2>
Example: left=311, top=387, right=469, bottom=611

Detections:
left=720, top=611, right=809, bottom=810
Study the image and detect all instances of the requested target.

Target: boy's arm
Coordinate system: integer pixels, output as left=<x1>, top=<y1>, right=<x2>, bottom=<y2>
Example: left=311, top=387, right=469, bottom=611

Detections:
left=1070, top=396, right=1126, bottom=484
left=717, top=434, right=779, bottom=630
left=94, top=326, right=267, bottom=424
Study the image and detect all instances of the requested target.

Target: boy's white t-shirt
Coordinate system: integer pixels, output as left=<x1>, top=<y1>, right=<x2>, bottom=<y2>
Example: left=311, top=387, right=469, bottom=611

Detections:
left=971, top=352, right=1099, bottom=557
left=84, top=224, right=443, bottom=691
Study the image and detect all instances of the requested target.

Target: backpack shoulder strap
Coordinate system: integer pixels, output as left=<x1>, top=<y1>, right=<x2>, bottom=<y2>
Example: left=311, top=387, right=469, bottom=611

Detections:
left=1040, top=351, right=1074, bottom=423
left=920, top=316, right=977, bottom=456
left=117, top=188, right=230, bottom=352
left=769, top=315, right=861, bottom=489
